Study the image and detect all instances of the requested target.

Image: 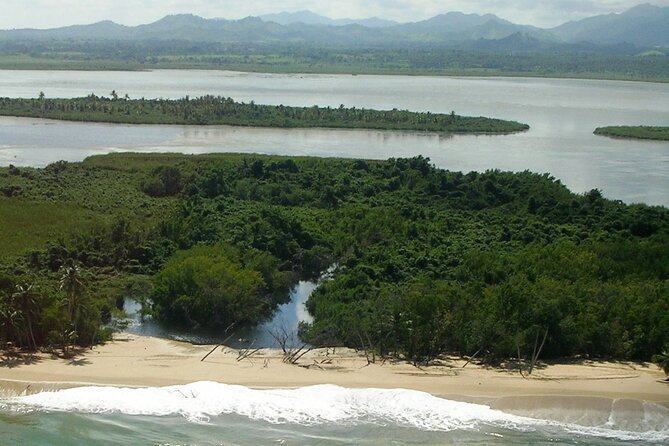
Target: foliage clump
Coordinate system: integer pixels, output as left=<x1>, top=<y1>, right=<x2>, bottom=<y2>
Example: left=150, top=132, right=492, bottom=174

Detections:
left=151, top=245, right=287, bottom=329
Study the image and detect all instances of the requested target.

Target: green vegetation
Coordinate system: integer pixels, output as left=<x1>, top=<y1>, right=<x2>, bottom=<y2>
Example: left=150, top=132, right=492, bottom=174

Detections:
left=594, top=126, right=669, bottom=141
left=0, top=198, right=102, bottom=257
left=0, top=41, right=668, bottom=83
left=0, top=95, right=528, bottom=134
left=152, top=245, right=289, bottom=329
left=652, top=345, right=669, bottom=378
left=1, top=153, right=668, bottom=367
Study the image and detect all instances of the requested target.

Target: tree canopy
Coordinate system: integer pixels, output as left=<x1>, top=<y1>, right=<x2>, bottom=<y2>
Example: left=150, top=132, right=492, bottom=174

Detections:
left=0, top=153, right=667, bottom=365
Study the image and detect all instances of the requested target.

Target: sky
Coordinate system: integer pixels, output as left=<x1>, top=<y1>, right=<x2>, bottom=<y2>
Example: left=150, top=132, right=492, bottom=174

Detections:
left=1, top=0, right=667, bottom=29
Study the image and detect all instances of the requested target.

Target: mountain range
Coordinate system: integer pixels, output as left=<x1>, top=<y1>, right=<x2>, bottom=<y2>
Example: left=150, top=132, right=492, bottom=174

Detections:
left=0, top=3, right=667, bottom=49
left=259, top=10, right=398, bottom=28
left=550, top=3, right=669, bottom=47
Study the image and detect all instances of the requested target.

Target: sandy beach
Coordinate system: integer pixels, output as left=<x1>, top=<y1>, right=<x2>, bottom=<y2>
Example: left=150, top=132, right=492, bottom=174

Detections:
left=1, top=333, right=667, bottom=410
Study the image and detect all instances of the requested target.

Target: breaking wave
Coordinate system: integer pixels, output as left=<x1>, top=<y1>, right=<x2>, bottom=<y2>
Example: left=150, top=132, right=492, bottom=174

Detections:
left=5, top=382, right=669, bottom=442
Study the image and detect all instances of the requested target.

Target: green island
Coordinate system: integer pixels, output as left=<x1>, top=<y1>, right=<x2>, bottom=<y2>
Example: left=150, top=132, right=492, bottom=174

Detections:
left=1, top=153, right=668, bottom=365
left=0, top=95, right=529, bottom=134
left=594, top=126, right=669, bottom=141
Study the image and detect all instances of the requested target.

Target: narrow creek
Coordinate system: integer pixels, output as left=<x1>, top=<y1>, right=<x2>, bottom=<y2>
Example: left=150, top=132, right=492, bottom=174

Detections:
left=122, top=267, right=334, bottom=348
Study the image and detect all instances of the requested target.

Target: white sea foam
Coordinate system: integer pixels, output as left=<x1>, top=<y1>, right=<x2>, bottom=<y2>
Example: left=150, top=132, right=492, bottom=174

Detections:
left=6, top=382, right=669, bottom=442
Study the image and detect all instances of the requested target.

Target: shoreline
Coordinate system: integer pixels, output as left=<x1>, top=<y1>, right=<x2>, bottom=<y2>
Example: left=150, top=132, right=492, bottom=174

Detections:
left=0, top=114, right=527, bottom=137
left=0, top=65, right=667, bottom=85
left=1, top=334, right=667, bottom=408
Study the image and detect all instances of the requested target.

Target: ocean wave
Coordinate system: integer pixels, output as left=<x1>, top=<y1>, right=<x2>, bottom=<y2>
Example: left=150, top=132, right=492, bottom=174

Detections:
left=5, top=382, right=669, bottom=442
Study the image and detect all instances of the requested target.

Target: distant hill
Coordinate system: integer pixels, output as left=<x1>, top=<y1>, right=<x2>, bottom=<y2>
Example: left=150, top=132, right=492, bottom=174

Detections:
left=0, top=14, right=346, bottom=44
left=0, top=5, right=667, bottom=48
left=260, top=10, right=397, bottom=28
left=460, top=19, right=555, bottom=42
left=468, top=32, right=554, bottom=52
left=0, top=20, right=131, bottom=40
left=0, top=11, right=554, bottom=46
left=397, top=11, right=509, bottom=35
left=551, top=3, right=669, bottom=46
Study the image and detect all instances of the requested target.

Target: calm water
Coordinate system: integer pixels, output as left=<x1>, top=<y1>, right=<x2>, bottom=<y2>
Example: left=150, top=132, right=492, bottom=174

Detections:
left=0, top=70, right=668, bottom=205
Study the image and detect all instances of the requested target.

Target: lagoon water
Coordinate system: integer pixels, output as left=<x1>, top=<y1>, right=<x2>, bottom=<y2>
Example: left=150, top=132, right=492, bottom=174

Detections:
left=1, top=70, right=669, bottom=444
left=123, top=279, right=317, bottom=348
left=0, top=70, right=668, bottom=205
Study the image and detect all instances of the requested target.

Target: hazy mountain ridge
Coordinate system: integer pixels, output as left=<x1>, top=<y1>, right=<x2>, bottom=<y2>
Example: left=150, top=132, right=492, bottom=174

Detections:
left=259, top=10, right=398, bottom=28
left=0, top=4, right=667, bottom=48
left=551, top=3, right=669, bottom=46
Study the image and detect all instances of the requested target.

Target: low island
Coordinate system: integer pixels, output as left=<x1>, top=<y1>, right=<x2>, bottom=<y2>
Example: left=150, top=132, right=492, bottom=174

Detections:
left=0, top=95, right=529, bottom=134
left=594, top=126, right=669, bottom=141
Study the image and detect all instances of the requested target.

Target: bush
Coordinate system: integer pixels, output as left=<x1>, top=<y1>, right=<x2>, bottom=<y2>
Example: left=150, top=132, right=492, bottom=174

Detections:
left=150, top=245, right=281, bottom=328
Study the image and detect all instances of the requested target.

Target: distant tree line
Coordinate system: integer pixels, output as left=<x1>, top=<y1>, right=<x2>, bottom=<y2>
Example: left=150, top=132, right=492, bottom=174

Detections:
left=594, top=126, right=669, bottom=141
left=0, top=39, right=667, bottom=81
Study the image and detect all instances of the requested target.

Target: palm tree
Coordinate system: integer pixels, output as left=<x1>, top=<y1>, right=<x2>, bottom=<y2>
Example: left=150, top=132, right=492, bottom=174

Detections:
left=0, top=303, right=23, bottom=347
left=59, top=265, right=85, bottom=333
left=652, top=345, right=669, bottom=381
left=38, top=91, right=46, bottom=117
left=12, top=283, right=39, bottom=351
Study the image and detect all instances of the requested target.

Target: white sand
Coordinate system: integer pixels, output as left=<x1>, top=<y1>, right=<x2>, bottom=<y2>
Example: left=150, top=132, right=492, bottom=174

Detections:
left=1, top=334, right=667, bottom=406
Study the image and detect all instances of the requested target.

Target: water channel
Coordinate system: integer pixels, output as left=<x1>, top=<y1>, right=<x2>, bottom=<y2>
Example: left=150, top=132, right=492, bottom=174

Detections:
left=123, top=269, right=334, bottom=348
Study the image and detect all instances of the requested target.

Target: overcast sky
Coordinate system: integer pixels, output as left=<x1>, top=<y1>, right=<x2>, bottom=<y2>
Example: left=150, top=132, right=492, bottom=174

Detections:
left=1, top=0, right=667, bottom=29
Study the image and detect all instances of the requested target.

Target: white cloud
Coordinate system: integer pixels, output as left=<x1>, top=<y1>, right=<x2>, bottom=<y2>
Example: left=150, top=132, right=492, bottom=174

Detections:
left=1, top=0, right=668, bottom=29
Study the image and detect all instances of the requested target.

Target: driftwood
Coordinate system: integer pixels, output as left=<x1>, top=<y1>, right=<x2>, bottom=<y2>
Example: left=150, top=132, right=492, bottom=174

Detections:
left=267, top=326, right=313, bottom=365
left=237, top=345, right=261, bottom=362
left=463, top=347, right=483, bottom=368
left=516, top=339, right=526, bottom=378
left=267, top=326, right=292, bottom=354
left=200, top=323, right=236, bottom=362
left=357, top=330, right=376, bottom=366
left=283, top=343, right=312, bottom=364
left=528, top=327, right=549, bottom=375
left=516, top=327, right=549, bottom=377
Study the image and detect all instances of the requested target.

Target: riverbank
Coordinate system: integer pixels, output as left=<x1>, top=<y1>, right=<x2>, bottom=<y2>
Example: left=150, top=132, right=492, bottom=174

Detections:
left=1, top=334, right=667, bottom=406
